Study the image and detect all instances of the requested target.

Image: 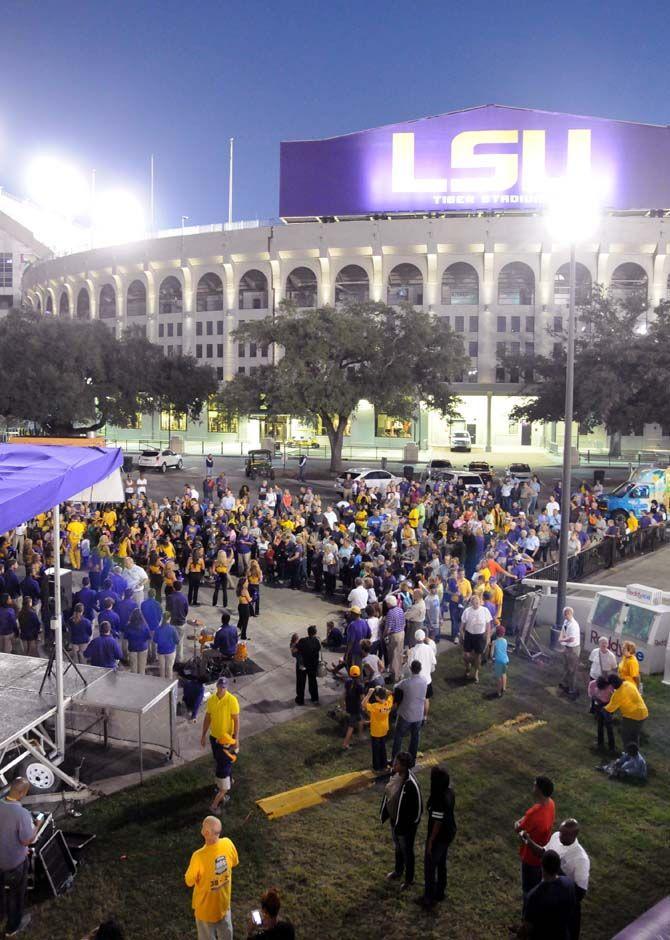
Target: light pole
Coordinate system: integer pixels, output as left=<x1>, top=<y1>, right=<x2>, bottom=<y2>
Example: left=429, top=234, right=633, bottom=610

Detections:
left=545, top=181, right=601, bottom=647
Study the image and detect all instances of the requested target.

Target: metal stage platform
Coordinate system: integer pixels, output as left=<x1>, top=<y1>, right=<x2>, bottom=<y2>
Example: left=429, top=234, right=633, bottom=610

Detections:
left=0, top=653, right=178, bottom=789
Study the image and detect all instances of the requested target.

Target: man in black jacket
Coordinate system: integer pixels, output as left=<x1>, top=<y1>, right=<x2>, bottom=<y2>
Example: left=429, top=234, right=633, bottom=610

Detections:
left=380, top=751, right=423, bottom=888
left=295, top=625, right=321, bottom=705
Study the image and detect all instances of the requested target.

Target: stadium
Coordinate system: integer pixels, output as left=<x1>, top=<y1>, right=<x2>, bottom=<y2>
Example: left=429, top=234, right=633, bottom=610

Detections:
left=10, top=104, right=670, bottom=456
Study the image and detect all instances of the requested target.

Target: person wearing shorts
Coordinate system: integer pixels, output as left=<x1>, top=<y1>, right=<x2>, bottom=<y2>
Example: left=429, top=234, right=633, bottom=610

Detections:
left=460, top=595, right=492, bottom=683
left=492, top=624, right=509, bottom=697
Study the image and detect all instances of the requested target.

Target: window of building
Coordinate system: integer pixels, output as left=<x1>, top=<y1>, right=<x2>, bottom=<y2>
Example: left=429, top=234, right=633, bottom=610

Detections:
left=261, top=343, right=269, bottom=357
left=526, top=316, right=535, bottom=333
left=196, top=344, right=202, bottom=358
left=0, top=253, right=13, bottom=288
left=285, top=267, right=317, bottom=308
left=525, top=341, right=535, bottom=356
left=553, top=342, right=564, bottom=359
left=496, top=366, right=506, bottom=383
left=238, top=366, right=245, bottom=374
left=217, top=343, right=223, bottom=358
left=177, top=323, right=182, bottom=337
left=249, top=342, right=257, bottom=358
left=76, top=287, right=90, bottom=320
left=554, top=262, right=592, bottom=306
left=239, top=269, right=269, bottom=309
left=238, top=340, right=245, bottom=358
left=498, top=262, right=535, bottom=305
left=511, top=316, right=521, bottom=333
left=510, top=341, right=520, bottom=356
left=335, top=264, right=369, bottom=304
left=374, top=411, right=414, bottom=438
left=610, top=263, right=648, bottom=305
left=196, top=321, right=203, bottom=336
left=207, top=399, right=239, bottom=433
left=196, top=272, right=223, bottom=312
left=167, top=322, right=174, bottom=337
left=496, top=316, right=506, bottom=332
left=159, top=275, right=182, bottom=314
left=206, top=321, right=213, bottom=336
left=469, top=316, right=479, bottom=332
left=454, top=315, right=465, bottom=333
left=166, top=345, right=173, bottom=357
left=117, top=412, right=142, bottom=430
left=45, top=294, right=54, bottom=314
left=216, top=367, right=224, bottom=380
left=99, top=283, right=116, bottom=319
left=468, top=341, right=478, bottom=357
left=160, top=409, right=187, bottom=431
left=205, top=343, right=212, bottom=358
left=553, top=315, right=563, bottom=331
left=387, top=263, right=423, bottom=306
left=127, top=279, right=147, bottom=317
left=217, top=320, right=224, bottom=335
left=441, top=262, right=479, bottom=305
left=0, top=295, right=12, bottom=310
left=158, top=323, right=164, bottom=338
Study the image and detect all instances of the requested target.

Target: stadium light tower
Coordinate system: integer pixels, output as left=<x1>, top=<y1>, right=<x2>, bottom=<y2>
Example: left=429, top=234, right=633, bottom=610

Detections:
left=26, top=155, right=89, bottom=219
left=545, top=178, right=602, bottom=647
left=92, top=189, right=146, bottom=246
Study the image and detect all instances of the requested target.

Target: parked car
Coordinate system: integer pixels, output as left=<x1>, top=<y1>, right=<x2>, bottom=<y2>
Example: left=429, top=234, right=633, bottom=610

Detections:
left=466, top=460, right=493, bottom=482
left=335, top=467, right=402, bottom=494
left=506, top=462, right=532, bottom=482
left=286, top=435, right=321, bottom=449
left=420, top=458, right=453, bottom=482
left=137, top=448, right=183, bottom=473
left=450, top=430, right=472, bottom=452
left=245, top=449, right=275, bottom=480
left=427, top=470, right=484, bottom=492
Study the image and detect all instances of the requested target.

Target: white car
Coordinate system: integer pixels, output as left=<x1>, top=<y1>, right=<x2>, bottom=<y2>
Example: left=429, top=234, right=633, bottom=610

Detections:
left=450, top=430, right=472, bottom=452
left=506, top=462, right=532, bottom=482
left=431, top=470, right=484, bottom=492
left=137, top=448, right=184, bottom=473
left=335, top=467, right=402, bottom=494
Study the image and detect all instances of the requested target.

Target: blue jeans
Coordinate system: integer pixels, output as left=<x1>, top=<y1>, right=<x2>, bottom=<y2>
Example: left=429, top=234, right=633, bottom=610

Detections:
left=392, top=715, right=422, bottom=761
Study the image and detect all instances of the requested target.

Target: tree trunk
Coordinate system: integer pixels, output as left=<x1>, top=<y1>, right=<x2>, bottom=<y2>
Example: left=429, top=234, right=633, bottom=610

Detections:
left=608, top=430, right=622, bottom=458
left=327, top=423, right=346, bottom=473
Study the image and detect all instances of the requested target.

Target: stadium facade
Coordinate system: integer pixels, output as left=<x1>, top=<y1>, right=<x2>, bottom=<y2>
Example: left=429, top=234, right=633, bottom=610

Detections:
left=14, top=105, right=670, bottom=456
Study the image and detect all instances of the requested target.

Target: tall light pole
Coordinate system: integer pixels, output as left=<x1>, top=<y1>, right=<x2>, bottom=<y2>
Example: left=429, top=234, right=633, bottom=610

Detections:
left=545, top=180, right=601, bottom=647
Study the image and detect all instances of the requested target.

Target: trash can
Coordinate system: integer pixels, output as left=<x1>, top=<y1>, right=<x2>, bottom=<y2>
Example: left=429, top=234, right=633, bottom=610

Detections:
left=122, top=454, right=134, bottom=473
left=403, top=465, right=414, bottom=481
left=381, top=457, right=388, bottom=470
left=593, top=469, right=605, bottom=485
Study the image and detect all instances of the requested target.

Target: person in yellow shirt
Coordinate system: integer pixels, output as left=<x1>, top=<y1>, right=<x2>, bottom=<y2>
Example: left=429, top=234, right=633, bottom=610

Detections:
left=102, top=508, right=117, bottom=532
left=66, top=516, right=85, bottom=569
left=201, top=677, right=241, bottom=810
left=618, top=641, right=641, bottom=688
left=362, top=686, right=393, bottom=772
left=408, top=506, right=420, bottom=530
left=488, top=577, right=504, bottom=619
left=626, top=512, right=639, bottom=533
left=184, top=815, right=238, bottom=939
left=605, top=674, right=648, bottom=747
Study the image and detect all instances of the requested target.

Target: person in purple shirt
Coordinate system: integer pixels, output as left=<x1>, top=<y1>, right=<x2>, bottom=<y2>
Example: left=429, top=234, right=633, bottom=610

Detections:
left=98, top=598, right=121, bottom=637
left=141, top=589, right=163, bottom=661
left=4, top=564, right=21, bottom=600
left=85, top=622, right=122, bottom=668
left=110, top=566, right=127, bottom=599
left=115, top=589, right=139, bottom=660
left=96, top=579, right=119, bottom=613
left=20, top=573, right=41, bottom=605
left=125, top=609, right=151, bottom=674
left=345, top=608, right=371, bottom=668
left=0, top=594, right=18, bottom=653
left=68, top=604, right=93, bottom=663
left=74, top=577, right=97, bottom=620
left=165, top=582, right=189, bottom=662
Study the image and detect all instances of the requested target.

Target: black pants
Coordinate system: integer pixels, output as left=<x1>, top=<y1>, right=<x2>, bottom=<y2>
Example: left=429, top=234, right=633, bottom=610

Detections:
left=521, top=861, right=542, bottom=909
left=238, top=603, right=250, bottom=640
left=596, top=707, right=616, bottom=750
left=324, top=572, right=337, bottom=595
left=296, top=667, right=319, bottom=703
left=371, top=735, right=388, bottom=771
left=212, top=573, right=228, bottom=608
left=187, top=574, right=202, bottom=604
left=424, top=841, right=450, bottom=902
left=392, top=824, right=418, bottom=883
left=0, top=858, right=28, bottom=934
left=149, top=573, right=163, bottom=598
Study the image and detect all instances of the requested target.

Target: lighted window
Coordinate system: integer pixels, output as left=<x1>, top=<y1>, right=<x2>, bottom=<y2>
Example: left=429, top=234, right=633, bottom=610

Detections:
left=498, top=262, right=535, bottom=305
left=197, top=272, right=223, bottom=312
left=160, top=409, right=187, bottom=431
left=239, top=269, right=269, bottom=309
left=387, top=263, right=423, bottom=306
left=208, top=399, right=239, bottom=433
left=0, top=253, right=12, bottom=288
left=554, top=262, right=592, bottom=306
left=159, top=276, right=182, bottom=314
left=441, top=262, right=478, bottom=305
left=117, top=412, right=142, bottom=430
left=374, top=411, right=413, bottom=439
left=335, top=265, right=369, bottom=304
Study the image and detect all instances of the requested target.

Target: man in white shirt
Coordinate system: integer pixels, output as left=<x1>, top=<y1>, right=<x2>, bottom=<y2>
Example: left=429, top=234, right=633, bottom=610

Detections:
left=407, top=629, right=437, bottom=718
left=521, top=818, right=590, bottom=938
left=588, top=636, right=617, bottom=680
left=123, top=557, right=149, bottom=605
left=545, top=496, right=560, bottom=515
left=323, top=505, right=338, bottom=531
left=460, top=594, right=492, bottom=683
left=558, top=606, right=581, bottom=697
left=348, top=578, right=369, bottom=610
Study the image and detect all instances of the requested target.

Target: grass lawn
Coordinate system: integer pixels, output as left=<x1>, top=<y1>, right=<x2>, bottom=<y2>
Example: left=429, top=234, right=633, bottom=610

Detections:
left=27, top=640, right=670, bottom=940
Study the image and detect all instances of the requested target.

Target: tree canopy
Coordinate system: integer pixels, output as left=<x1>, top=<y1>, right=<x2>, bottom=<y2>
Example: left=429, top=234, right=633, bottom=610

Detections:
left=507, top=288, right=665, bottom=453
left=218, top=301, right=469, bottom=470
left=0, top=307, right=217, bottom=434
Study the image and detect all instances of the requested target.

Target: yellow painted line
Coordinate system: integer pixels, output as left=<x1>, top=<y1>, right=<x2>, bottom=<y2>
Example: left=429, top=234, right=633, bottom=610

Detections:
left=256, top=714, right=546, bottom=820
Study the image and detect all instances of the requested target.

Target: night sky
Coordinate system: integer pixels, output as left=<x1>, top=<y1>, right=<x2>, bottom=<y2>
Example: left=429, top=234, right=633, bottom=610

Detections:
left=2, top=0, right=666, bottom=228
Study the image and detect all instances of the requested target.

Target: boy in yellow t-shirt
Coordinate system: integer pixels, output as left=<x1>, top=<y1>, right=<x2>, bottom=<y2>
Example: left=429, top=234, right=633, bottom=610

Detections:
left=185, top=816, right=238, bottom=936
left=363, top=686, right=394, bottom=773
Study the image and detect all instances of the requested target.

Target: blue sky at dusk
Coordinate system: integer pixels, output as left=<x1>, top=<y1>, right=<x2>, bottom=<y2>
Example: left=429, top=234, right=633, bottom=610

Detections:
left=2, top=0, right=666, bottom=228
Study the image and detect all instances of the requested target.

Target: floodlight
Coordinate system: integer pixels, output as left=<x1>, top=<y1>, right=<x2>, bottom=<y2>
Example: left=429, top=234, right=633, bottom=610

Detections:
left=92, top=189, right=146, bottom=246
left=545, top=175, right=605, bottom=244
left=26, top=155, right=89, bottom=219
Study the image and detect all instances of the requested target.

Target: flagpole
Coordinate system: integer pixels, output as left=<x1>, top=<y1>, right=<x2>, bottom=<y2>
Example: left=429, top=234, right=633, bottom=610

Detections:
left=228, top=138, right=234, bottom=226
left=150, top=154, right=155, bottom=235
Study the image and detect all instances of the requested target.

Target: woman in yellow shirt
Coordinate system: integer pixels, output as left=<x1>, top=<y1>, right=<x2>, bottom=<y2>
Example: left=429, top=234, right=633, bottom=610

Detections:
left=117, top=532, right=132, bottom=559
left=147, top=550, right=165, bottom=598
left=236, top=577, right=252, bottom=640
left=618, top=641, right=641, bottom=688
left=248, top=558, right=263, bottom=616
left=212, top=548, right=233, bottom=607
left=186, top=548, right=205, bottom=606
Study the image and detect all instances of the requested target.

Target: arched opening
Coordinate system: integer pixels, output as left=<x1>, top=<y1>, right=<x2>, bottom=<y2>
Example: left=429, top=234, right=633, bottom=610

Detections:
left=159, top=275, right=182, bottom=314
left=335, top=265, right=369, bottom=304
left=127, top=279, right=147, bottom=317
left=610, top=263, right=648, bottom=304
left=99, top=284, right=117, bottom=319
left=197, top=272, right=224, bottom=312
left=59, top=291, right=70, bottom=316
left=441, top=262, right=479, bottom=305
left=45, top=293, right=54, bottom=315
left=553, top=262, right=592, bottom=306
left=239, top=269, right=269, bottom=310
left=76, top=288, right=90, bottom=320
left=285, top=267, right=317, bottom=307
left=498, top=262, right=535, bottom=305
left=387, top=263, right=423, bottom=305
left=35, top=296, right=42, bottom=313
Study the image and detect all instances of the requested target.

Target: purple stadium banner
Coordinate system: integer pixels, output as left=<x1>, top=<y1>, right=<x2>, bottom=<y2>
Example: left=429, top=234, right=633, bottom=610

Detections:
left=279, top=105, right=670, bottom=218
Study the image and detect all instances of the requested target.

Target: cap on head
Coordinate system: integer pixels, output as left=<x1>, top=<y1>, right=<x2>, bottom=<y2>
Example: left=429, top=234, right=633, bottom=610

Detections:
left=414, top=629, right=426, bottom=642
left=349, top=606, right=361, bottom=615
left=216, top=676, right=228, bottom=689
left=349, top=665, right=361, bottom=678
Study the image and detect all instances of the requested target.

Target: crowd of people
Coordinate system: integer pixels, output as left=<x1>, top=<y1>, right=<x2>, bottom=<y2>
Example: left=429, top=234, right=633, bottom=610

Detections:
left=0, top=458, right=659, bottom=939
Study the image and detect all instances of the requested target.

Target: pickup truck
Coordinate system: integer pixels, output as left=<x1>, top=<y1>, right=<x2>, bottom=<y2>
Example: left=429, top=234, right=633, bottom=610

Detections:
left=598, top=467, right=669, bottom=522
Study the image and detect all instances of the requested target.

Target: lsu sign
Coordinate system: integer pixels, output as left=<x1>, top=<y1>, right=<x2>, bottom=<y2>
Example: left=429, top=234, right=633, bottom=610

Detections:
left=279, top=104, right=670, bottom=218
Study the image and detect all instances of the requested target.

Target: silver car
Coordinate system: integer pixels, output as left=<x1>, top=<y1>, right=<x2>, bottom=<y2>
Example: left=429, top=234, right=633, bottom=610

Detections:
left=137, top=448, right=184, bottom=473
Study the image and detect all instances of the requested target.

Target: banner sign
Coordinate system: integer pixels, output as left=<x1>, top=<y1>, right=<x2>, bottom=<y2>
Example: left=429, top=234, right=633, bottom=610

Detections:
left=279, top=105, right=670, bottom=217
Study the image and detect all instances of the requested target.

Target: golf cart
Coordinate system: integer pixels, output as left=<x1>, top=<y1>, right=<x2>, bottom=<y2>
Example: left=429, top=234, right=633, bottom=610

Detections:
left=245, top=449, right=275, bottom=480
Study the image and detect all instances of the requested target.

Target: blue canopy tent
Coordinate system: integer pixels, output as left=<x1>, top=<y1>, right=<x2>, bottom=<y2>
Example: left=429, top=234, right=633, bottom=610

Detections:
left=0, top=444, right=123, bottom=762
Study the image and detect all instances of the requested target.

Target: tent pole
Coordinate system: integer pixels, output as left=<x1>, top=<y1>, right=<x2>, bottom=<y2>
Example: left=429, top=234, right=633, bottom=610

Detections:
left=52, top=502, right=66, bottom=757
